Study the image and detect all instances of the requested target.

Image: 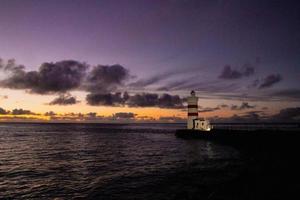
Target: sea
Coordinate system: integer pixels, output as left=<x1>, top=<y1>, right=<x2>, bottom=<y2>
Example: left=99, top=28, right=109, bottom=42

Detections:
left=1, top=123, right=297, bottom=199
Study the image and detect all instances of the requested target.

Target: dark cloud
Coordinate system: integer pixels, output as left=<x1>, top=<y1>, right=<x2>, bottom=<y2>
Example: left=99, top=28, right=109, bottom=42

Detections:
left=230, top=105, right=238, bottom=110
left=45, top=111, right=56, bottom=116
left=211, top=107, right=300, bottom=123
left=86, top=92, right=125, bottom=106
left=0, top=107, right=37, bottom=116
left=270, top=107, right=300, bottom=122
left=125, top=93, right=158, bottom=107
left=258, top=74, right=282, bottom=89
left=82, top=64, right=131, bottom=106
left=82, top=112, right=104, bottom=121
left=123, top=91, right=130, bottom=102
left=113, top=112, right=136, bottom=119
left=0, top=60, right=89, bottom=94
left=86, top=112, right=97, bottom=118
left=0, top=58, right=25, bottom=73
left=218, top=64, right=255, bottom=79
left=138, top=62, right=256, bottom=91
left=198, top=106, right=220, bottom=113
left=231, top=102, right=256, bottom=110
left=242, top=63, right=255, bottom=76
left=84, top=64, right=129, bottom=93
left=210, top=111, right=264, bottom=123
left=0, top=59, right=131, bottom=97
left=11, top=108, right=35, bottom=115
left=48, top=94, right=79, bottom=105
left=127, top=93, right=185, bottom=108
left=240, top=102, right=256, bottom=110
left=0, top=107, right=9, bottom=114
left=219, top=104, right=229, bottom=108
left=158, top=93, right=184, bottom=108
left=86, top=92, right=185, bottom=108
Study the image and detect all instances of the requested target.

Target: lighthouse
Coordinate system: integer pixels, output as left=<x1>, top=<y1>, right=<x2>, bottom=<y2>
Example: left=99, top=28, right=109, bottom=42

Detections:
left=187, top=90, right=199, bottom=129
left=187, top=91, right=212, bottom=131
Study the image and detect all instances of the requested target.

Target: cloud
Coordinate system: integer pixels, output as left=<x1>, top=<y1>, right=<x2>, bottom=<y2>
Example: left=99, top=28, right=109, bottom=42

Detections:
left=210, top=110, right=264, bottom=123
left=83, top=64, right=130, bottom=93
left=0, top=60, right=89, bottom=94
left=0, top=107, right=9, bottom=114
left=48, top=94, right=79, bottom=105
left=86, top=92, right=126, bottom=106
left=270, top=107, right=300, bottom=122
left=218, top=64, right=255, bottom=79
left=45, top=111, right=56, bottom=116
left=211, top=107, right=300, bottom=123
left=258, top=74, right=282, bottom=89
left=231, top=102, right=256, bottom=110
left=239, top=102, right=256, bottom=110
left=136, top=60, right=256, bottom=91
left=243, top=64, right=255, bottom=76
left=113, top=112, right=136, bottom=119
left=11, top=108, right=35, bottom=115
left=198, top=106, right=220, bottom=113
left=219, top=104, right=229, bottom=108
left=43, top=112, right=103, bottom=122
left=129, top=69, right=188, bottom=88
left=127, top=93, right=158, bottom=107
left=157, top=78, right=240, bottom=94
left=0, top=59, right=131, bottom=97
left=0, top=58, right=25, bottom=73
left=86, top=92, right=185, bottom=108
left=85, top=112, right=99, bottom=119
left=158, top=93, right=184, bottom=108
left=127, top=93, right=184, bottom=108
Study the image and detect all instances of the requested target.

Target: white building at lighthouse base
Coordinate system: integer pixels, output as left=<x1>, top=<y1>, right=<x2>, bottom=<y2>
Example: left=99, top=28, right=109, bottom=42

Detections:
left=192, top=118, right=212, bottom=131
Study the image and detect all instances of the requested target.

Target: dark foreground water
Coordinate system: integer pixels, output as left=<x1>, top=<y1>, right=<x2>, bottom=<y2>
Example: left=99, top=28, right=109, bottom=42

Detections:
left=0, top=123, right=242, bottom=199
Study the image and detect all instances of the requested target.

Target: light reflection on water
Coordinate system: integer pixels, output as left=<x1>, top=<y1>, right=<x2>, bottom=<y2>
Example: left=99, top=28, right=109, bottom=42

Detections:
left=0, top=123, right=240, bottom=199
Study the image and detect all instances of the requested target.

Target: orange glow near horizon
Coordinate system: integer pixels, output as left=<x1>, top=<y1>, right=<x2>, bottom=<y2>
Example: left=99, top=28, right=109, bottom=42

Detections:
left=0, top=114, right=50, bottom=121
left=0, top=88, right=291, bottom=122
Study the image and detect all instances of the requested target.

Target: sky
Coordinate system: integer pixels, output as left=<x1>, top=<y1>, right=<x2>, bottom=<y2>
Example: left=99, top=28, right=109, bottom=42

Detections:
left=0, top=0, right=299, bottom=123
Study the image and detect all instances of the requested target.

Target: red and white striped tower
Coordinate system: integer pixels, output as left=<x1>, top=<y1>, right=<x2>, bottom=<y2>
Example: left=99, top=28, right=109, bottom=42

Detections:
left=187, top=90, right=198, bottom=129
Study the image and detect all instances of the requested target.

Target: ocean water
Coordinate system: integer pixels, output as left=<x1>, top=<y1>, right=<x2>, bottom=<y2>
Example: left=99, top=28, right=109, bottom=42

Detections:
left=0, top=123, right=241, bottom=199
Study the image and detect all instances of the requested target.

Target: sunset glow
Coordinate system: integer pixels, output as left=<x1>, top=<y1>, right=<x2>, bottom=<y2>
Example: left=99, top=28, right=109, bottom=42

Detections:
left=0, top=0, right=299, bottom=123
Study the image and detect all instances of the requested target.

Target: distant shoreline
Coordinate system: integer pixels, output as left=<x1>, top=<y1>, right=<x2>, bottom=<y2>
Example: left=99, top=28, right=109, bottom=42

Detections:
left=0, top=121, right=299, bottom=124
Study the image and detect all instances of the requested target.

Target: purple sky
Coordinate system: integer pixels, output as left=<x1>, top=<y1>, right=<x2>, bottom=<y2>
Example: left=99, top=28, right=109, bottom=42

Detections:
left=0, top=0, right=299, bottom=122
